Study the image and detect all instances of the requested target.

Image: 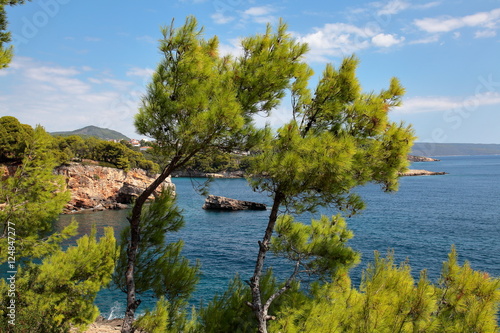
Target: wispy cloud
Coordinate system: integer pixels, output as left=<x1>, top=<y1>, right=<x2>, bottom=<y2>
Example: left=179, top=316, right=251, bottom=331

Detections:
left=409, top=34, right=440, bottom=44
left=136, top=35, right=157, bottom=44
left=295, top=23, right=404, bottom=62
left=414, top=7, right=500, bottom=36
left=211, top=12, right=235, bottom=24
left=346, top=0, right=441, bottom=21
left=397, top=92, right=500, bottom=114
left=376, top=0, right=411, bottom=16
left=241, top=5, right=278, bottom=25
left=1, top=57, right=146, bottom=137
left=371, top=33, right=405, bottom=47
left=475, top=29, right=497, bottom=38
left=126, top=67, right=155, bottom=79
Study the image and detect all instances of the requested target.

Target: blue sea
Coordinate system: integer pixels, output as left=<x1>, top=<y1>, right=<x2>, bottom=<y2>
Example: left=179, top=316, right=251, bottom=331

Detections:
left=57, top=155, right=500, bottom=319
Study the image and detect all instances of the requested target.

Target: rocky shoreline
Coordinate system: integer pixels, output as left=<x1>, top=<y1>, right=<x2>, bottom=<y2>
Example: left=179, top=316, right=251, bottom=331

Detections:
left=54, top=163, right=175, bottom=214
left=172, top=169, right=447, bottom=179
left=2, top=153, right=446, bottom=214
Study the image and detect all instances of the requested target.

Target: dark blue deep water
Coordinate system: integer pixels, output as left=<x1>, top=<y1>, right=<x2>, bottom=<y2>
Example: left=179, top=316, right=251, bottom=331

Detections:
left=57, top=155, right=500, bottom=319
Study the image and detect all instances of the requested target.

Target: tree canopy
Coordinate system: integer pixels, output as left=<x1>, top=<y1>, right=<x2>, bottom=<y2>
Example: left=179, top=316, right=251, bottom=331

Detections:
left=0, top=123, right=117, bottom=332
left=245, top=54, right=415, bottom=333
left=120, top=16, right=315, bottom=332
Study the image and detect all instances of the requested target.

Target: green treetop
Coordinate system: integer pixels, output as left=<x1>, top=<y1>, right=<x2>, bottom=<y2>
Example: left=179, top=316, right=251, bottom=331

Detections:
left=246, top=55, right=415, bottom=332
left=120, top=16, right=312, bottom=332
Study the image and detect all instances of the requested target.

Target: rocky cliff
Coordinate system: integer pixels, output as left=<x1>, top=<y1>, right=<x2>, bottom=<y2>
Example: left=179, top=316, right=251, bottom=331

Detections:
left=54, top=163, right=174, bottom=213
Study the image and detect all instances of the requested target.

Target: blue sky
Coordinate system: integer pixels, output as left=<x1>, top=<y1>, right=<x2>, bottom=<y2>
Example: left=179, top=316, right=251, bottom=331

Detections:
left=1, top=0, right=499, bottom=143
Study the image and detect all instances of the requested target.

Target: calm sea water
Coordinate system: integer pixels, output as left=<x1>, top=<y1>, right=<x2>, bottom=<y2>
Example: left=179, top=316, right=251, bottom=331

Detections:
left=56, top=155, right=500, bottom=319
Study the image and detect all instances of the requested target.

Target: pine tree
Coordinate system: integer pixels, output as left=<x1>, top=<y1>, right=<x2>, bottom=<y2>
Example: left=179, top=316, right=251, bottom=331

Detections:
left=0, top=226, right=117, bottom=333
left=432, top=246, right=500, bottom=332
left=0, top=119, right=118, bottom=332
left=114, top=189, right=200, bottom=332
left=246, top=55, right=415, bottom=332
left=0, top=124, right=70, bottom=253
left=268, top=248, right=500, bottom=333
left=121, top=16, right=311, bottom=332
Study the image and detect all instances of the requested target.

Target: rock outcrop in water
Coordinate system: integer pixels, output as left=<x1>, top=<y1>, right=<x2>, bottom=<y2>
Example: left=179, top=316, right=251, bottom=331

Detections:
left=54, top=162, right=174, bottom=213
left=400, top=169, right=447, bottom=176
left=202, top=195, right=267, bottom=211
left=408, top=155, right=440, bottom=162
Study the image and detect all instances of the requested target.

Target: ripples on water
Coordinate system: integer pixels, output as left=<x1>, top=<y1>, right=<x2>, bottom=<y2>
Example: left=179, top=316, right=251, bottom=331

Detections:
left=56, top=155, right=500, bottom=319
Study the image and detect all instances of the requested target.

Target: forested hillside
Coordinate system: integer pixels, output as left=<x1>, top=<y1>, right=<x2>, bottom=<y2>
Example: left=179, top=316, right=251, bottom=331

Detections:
left=0, top=116, right=158, bottom=173
left=412, top=142, right=500, bottom=156
left=51, top=125, right=130, bottom=141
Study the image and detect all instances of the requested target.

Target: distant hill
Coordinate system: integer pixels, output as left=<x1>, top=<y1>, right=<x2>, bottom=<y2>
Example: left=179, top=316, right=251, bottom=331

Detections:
left=51, top=126, right=130, bottom=141
left=412, top=142, right=500, bottom=157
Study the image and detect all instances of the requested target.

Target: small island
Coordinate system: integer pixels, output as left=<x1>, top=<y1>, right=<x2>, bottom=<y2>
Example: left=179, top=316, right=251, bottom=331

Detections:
left=400, top=169, right=447, bottom=176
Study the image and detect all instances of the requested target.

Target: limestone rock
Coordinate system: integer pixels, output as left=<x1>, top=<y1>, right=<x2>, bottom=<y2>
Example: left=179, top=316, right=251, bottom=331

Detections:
left=54, top=162, right=175, bottom=213
left=202, top=195, right=266, bottom=211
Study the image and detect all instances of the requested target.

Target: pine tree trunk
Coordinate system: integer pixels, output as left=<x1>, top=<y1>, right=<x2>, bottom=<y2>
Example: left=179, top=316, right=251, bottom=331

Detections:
left=249, top=190, right=285, bottom=333
left=121, top=160, right=179, bottom=333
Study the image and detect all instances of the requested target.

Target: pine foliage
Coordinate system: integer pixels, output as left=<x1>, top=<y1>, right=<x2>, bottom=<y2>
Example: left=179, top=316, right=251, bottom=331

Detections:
left=0, top=227, right=116, bottom=333
left=245, top=42, right=415, bottom=333
left=0, top=121, right=117, bottom=332
left=271, top=214, right=360, bottom=280
left=269, top=248, right=500, bottom=333
left=0, top=125, right=71, bottom=258
left=114, top=189, right=200, bottom=330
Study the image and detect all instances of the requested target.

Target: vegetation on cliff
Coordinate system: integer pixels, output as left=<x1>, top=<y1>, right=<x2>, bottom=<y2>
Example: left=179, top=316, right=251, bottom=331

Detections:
left=0, top=116, right=159, bottom=173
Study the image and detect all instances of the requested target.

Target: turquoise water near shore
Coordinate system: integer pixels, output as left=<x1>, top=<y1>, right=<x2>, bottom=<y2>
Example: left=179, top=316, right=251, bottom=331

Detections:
left=57, top=155, right=500, bottom=319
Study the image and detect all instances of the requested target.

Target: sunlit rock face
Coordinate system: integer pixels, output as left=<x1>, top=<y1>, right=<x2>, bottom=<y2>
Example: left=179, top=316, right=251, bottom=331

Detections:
left=54, top=162, right=175, bottom=213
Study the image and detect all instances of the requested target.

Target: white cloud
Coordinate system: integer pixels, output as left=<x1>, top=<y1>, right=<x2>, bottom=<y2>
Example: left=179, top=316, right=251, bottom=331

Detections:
left=240, top=5, right=278, bottom=25
left=0, top=57, right=145, bottom=138
left=475, top=30, right=497, bottom=38
left=211, top=12, right=235, bottom=24
left=371, top=33, right=405, bottom=47
left=244, top=6, right=275, bottom=17
left=409, top=34, right=440, bottom=44
left=126, top=67, right=155, bottom=79
left=296, top=23, right=377, bottom=60
left=414, top=8, right=500, bottom=34
left=24, top=65, right=90, bottom=95
left=346, top=0, right=440, bottom=21
left=376, top=0, right=410, bottom=16
left=218, top=38, right=244, bottom=58
left=415, top=1, right=441, bottom=10
left=296, top=22, right=406, bottom=61
left=397, top=92, right=500, bottom=114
